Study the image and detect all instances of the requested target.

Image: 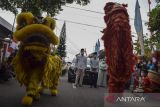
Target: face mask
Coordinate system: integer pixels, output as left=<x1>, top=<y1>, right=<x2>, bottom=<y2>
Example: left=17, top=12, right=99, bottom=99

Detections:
left=81, top=52, right=84, bottom=55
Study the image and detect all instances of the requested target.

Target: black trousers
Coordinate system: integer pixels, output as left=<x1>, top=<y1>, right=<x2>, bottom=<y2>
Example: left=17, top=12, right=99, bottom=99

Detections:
left=90, top=72, right=98, bottom=87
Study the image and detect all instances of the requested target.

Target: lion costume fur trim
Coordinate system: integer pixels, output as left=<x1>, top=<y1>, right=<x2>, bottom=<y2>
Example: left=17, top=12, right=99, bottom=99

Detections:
left=14, top=24, right=59, bottom=45
left=12, top=52, right=62, bottom=88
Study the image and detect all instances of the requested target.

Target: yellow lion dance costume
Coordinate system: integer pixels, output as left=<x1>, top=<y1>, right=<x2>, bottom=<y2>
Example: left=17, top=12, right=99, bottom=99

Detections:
left=12, top=12, right=62, bottom=105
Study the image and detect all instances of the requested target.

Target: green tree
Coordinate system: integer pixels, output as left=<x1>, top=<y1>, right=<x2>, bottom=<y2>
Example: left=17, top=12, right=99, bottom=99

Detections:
left=0, top=0, right=90, bottom=16
left=57, top=36, right=66, bottom=58
left=156, top=0, right=160, bottom=3
left=148, top=1, right=160, bottom=50
left=57, top=22, right=66, bottom=58
left=134, top=35, right=153, bottom=56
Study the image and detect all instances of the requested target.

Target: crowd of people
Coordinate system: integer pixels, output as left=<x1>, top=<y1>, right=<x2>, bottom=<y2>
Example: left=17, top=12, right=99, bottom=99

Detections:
left=73, top=48, right=108, bottom=88
left=0, top=51, right=17, bottom=82
left=72, top=48, right=160, bottom=92
left=1, top=47, right=159, bottom=93
left=129, top=55, right=160, bottom=92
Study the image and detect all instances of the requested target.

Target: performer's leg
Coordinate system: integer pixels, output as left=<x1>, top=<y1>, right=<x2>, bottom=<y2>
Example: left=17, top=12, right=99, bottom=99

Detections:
left=22, top=70, right=41, bottom=105
left=50, top=85, right=58, bottom=96
left=108, top=77, right=125, bottom=93
left=50, top=73, right=60, bottom=96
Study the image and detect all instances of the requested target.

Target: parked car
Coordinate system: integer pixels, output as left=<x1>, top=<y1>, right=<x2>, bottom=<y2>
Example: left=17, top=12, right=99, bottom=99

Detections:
left=68, top=59, right=91, bottom=85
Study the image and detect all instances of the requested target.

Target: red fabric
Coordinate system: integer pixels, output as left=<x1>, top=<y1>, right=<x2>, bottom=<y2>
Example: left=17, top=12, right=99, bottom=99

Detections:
left=142, top=76, right=151, bottom=87
left=7, top=47, right=13, bottom=53
left=142, top=76, right=152, bottom=92
left=134, top=76, right=139, bottom=89
left=105, top=95, right=116, bottom=104
left=102, top=2, right=135, bottom=93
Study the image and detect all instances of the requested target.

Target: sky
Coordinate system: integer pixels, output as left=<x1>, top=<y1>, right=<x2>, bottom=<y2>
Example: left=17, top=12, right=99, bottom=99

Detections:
left=0, top=0, right=157, bottom=61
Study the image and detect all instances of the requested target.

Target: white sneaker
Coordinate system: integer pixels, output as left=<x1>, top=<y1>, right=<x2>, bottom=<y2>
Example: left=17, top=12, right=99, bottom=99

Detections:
left=72, top=84, right=77, bottom=89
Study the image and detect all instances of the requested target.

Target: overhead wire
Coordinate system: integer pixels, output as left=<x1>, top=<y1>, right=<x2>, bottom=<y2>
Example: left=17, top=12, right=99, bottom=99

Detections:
left=55, top=18, right=147, bottom=36
left=63, top=5, right=148, bottom=22
left=56, top=24, right=80, bottom=54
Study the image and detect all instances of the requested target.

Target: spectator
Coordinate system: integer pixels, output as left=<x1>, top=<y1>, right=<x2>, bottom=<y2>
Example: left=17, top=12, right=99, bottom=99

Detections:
left=90, top=52, right=99, bottom=88
left=97, top=58, right=107, bottom=87
left=147, top=60, right=155, bottom=71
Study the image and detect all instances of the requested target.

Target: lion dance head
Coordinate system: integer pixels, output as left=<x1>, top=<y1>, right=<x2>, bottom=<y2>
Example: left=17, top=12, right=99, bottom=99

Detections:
left=12, top=12, right=62, bottom=105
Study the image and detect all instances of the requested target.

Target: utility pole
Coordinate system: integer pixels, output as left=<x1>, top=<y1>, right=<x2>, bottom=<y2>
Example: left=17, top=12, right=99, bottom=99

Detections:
left=148, top=0, right=151, bottom=12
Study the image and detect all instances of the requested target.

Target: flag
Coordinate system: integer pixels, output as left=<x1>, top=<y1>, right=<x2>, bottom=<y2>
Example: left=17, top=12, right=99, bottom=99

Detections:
left=95, top=39, right=100, bottom=56
left=134, top=0, right=143, bottom=32
left=97, top=39, right=100, bottom=49
left=95, top=43, right=97, bottom=52
left=134, top=0, right=144, bottom=55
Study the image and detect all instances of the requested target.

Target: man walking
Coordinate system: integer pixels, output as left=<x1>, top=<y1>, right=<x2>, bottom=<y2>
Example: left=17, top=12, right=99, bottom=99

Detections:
left=73, top=49, right=87, bottom=88
left=90, top=52, right=99, bottom=88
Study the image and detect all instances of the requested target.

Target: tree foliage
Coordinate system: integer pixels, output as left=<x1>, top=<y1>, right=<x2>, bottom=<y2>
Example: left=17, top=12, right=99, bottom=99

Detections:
left=148, top=4, right=160, bottom=32
left=134, top=35, right=152, bottom=56
left=156, top=0, right=160, bottom=3
left=57, top=36, right=66, bottom=58
left=0, top=0, right=90, bottom=16
left=134, top=34, right=160, bottom=56
left=148, top=1, right=160, bottom=50
left=0, top=0, right=18, bottom=14
left=57, top=22, right=67, bottom=58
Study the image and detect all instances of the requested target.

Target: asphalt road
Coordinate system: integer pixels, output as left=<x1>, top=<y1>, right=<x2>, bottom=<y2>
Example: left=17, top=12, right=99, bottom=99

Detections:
left=0, top=76, right=106, bottom=107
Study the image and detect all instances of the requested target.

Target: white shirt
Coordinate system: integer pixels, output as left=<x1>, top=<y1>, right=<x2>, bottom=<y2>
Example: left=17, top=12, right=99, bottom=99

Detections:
left=75, top=54, right=87, bottom=70
left=90, top=58, right=99, bottom=71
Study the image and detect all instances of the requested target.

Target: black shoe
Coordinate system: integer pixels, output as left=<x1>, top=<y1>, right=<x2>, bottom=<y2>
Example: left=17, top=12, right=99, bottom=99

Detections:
left=94, top=86, right=97, bottom=88
left=79, top=85, right=83, bottom=87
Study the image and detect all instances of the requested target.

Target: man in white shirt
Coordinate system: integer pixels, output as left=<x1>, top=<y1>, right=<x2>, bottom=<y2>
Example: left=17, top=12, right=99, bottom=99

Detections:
left=90, top=52, right=99, bottom=88
left=74, top=49, right=87, bottom=88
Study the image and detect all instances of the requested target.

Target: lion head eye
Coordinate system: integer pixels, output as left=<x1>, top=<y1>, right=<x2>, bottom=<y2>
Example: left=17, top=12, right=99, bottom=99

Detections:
left=42, top=17, right=56, bottom=30
left=42, top=19, right=47, bottom=25
left=33, top=17, right=39, bottom=24
left=16, top=12, right=34, bottom=30
left=17, top=19, right=27, bottom=30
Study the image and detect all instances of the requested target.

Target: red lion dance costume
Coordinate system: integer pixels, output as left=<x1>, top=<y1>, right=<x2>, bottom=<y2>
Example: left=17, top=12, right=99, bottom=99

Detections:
left=102, top=2, right=135, bottom=96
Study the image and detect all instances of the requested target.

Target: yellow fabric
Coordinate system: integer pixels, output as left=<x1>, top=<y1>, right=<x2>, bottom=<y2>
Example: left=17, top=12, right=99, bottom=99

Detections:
left=50, top=89, right=58, bottom=96
left=22, top=96, right=33, bottom=105
left=14, top=24, right=59, bottom=45
left=42, top=55, right=62, bottom=88
left=12, top=52, right=62, bottom=88
left=16, top=12, right=34, bottom=30
left=43, top=17, right=56, bottom=30
left=12, top=12, right=62, bottom=102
